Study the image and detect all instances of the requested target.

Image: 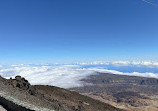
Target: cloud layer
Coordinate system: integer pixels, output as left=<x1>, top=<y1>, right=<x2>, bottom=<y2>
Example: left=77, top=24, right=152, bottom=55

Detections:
left=0, top=63, right=158, bottom=88
left=0, top=65, right=96, bottom=88
left=78, top=61, right=158, bottom=67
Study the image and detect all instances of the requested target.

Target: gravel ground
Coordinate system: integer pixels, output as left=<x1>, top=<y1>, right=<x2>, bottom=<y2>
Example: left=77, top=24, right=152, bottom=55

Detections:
left=0, top=105, right=7, bottom=111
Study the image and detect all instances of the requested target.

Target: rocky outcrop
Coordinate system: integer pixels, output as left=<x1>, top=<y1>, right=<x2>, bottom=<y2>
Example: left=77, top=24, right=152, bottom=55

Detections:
left=140, top=79, right=158, bottom=85
left=8, top=76, right=36, bottom=95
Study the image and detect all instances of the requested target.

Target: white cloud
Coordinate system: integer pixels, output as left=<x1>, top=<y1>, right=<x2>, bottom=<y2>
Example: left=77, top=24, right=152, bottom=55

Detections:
left=77, top=61, right=158, bottom=68
left=0, top=65, right=96, bottom=88
left=1, top=63, right=158, bottom=88
left=89, top=67, right=158, bottom=78
left=111, top=61, right=130, bottom=66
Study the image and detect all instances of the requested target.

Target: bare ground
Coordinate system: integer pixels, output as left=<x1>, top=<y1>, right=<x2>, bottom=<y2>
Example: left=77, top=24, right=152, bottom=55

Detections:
left=0, top=75, right=123, bottom=111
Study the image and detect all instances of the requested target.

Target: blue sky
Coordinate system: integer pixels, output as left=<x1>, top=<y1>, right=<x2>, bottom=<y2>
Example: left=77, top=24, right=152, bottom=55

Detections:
left=0, top=0, right=158, bottom=64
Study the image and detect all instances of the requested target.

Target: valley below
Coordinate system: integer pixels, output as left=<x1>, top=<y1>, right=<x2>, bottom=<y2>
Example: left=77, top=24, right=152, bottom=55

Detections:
left=71, top=72, right=158, bottom=111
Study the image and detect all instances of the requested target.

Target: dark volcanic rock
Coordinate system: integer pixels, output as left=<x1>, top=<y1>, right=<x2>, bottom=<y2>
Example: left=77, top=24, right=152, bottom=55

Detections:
left=0, top=96, right=34, bottom=111
left=9, top=76, right=36, bottom=95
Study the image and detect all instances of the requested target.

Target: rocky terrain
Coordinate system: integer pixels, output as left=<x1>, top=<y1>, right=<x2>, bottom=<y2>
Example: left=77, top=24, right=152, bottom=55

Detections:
left=0, top=105, right=7, bottom=111
left=0, top=75, right=123, bottom=111
left=71, top=72, right=158, bottom=111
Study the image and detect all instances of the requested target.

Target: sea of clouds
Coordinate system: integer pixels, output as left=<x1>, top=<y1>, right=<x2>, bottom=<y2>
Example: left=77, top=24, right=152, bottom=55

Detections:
left=0, top=61, right=158, bottom=88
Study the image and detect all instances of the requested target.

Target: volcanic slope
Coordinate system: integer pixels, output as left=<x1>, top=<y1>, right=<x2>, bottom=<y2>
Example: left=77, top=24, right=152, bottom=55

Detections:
left=0, top=75, right=123, bottom=111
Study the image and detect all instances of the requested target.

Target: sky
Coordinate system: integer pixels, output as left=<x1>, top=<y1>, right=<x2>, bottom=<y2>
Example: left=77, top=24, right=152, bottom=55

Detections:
left=0, top=0, right=158, bottom=64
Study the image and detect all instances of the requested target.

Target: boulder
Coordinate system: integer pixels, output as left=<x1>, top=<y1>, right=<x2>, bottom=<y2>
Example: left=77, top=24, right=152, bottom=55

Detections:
left=10, top=76, right=36, bottom=95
